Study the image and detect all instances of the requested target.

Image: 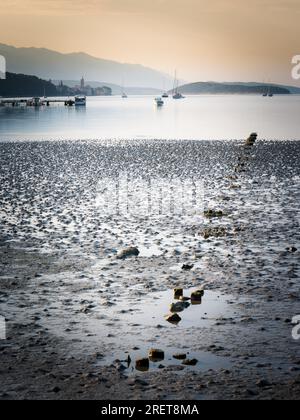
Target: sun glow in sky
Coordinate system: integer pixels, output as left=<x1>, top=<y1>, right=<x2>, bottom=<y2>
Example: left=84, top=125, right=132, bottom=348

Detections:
left=0, top=0, right=300, bottom=84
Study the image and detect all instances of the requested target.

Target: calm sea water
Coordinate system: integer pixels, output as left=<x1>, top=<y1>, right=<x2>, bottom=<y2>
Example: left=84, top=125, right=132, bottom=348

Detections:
left=0, top=95, right=299, bottom=141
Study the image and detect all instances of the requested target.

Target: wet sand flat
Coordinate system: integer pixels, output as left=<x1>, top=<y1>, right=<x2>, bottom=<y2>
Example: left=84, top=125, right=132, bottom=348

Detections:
left=0, top=139, right=300, bottom=400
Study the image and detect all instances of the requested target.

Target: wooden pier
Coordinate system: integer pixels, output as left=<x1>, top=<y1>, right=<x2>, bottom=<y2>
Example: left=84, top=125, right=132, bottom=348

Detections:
left=0, top=97, right=77, bottom=107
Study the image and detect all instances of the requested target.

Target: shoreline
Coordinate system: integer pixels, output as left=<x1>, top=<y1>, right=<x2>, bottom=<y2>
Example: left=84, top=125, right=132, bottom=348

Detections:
left=1, top=138, right=300, bottom=144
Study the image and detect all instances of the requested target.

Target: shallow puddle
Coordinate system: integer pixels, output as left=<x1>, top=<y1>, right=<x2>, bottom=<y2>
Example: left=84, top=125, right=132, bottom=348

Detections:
left=97, top=346, right=230, bottom=374
left=106, top=287, right=233, bottom=329
left=94, top=287, right=234, bottom=373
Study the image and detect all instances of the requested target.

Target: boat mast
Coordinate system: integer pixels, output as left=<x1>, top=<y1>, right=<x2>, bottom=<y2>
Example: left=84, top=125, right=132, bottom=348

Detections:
left=173, top=70, right=178, bottom=95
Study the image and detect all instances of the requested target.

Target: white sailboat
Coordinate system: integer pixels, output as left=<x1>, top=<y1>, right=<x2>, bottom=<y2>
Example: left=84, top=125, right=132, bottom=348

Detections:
left=172, top=71, right=184, bottom=99
left=155, top=97, right=164, bottom=107
left=121, top=79, right=128, bottom=98
left=162, top=78, right=169, bottom=98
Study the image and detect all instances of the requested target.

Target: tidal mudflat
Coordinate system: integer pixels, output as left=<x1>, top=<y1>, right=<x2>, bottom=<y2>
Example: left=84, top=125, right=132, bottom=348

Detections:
left=0, top=139, right=299, bottom=400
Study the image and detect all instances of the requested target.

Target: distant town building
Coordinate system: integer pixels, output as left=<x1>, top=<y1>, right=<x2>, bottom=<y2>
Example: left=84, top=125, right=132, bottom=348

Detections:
left=55, top=77, right=112, bottom=96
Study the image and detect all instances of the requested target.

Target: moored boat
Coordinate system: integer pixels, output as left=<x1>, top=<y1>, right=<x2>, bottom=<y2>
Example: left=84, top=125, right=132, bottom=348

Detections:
left=155, top=97, right=164, bottom=107
left=75, top=95, right=86, bottom=106
left=173, top=92, right=184, bottom=99
left=172, top=71, right=185, bottom=99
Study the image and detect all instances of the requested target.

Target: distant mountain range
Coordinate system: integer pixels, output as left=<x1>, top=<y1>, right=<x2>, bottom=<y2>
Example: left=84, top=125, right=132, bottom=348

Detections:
left=171, top=82, right=295, bottom=95
left=1, top=43, right=300, bottom=95
left=0, top=43, right=172, bottom=89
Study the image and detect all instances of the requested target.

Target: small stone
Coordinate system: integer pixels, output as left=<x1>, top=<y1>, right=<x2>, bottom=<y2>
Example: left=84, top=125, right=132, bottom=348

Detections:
left=149, top=349, right=165, bottom=362
left=174, top=288, right=183, bottom=299
left=165, top=313, right=182, bottom=324
left=117, top=247, right=140, bottom=260
left=204, top=209, right=224, bottom=218
left=245, top=132, right=258, bottom=146
left=182, top=264, right=194, bottom=271
left=182, top=359, right=198, bottom=366
left=191, top=289, right=204, bottom=301
left=204, top=231, right=210, bottom=239
left=135, top=358, right=149, bottom=372
left=173, top=354, right=187, bottom=360
left=170, top=301, right=189, bottom=313
left=289, top=247, right=297, bottom=253
left=246, top=389, right=259, bottom=396
left=256, top=379, right=271, bottom=388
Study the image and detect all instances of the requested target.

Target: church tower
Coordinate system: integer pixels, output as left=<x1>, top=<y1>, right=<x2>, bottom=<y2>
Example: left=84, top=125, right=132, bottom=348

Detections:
left=80, top=76, right=85, bottom=90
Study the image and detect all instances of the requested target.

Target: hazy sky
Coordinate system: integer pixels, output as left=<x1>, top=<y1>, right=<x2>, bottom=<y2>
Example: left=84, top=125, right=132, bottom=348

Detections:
left=0, top=0, right=300, bottom=84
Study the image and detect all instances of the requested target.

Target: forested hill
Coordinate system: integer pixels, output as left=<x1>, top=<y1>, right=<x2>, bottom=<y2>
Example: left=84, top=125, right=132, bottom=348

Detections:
left=174, top=82, right=291, bottom=95
left=0, top=72, right=57, bottom=97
